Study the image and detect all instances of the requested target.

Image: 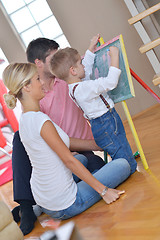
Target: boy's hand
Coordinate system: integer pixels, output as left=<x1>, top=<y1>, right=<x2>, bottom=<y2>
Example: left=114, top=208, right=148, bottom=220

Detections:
left=88, top=34, right=100, bottom=53
left=109, top=46, right=119, bottom=68
left=109, top=46, right=119, bottom=57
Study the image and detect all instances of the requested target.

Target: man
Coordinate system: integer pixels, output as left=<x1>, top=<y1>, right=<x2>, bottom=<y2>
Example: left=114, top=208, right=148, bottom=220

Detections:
left=12, top=37, right=105, bottom=235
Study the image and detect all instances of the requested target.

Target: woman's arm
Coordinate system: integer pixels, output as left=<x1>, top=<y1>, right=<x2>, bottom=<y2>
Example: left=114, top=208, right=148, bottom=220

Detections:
left=40, top=120, right=124, bottom=204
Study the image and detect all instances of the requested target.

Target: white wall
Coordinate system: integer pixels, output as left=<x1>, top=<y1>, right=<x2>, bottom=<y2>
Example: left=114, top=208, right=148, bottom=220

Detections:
left=47, top=0, right=160, bottom=119
left=0, top=1, right=160, bottom=120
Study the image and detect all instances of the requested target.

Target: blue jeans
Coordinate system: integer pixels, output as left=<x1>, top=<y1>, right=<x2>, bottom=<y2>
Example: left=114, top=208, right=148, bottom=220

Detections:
left=33, top=153, right=89, bottom=217
left=77, top=151, right=105, bottom=173
left=90, top=108, right=137, bottom=174
left=40, top=158, right=130, bottom=220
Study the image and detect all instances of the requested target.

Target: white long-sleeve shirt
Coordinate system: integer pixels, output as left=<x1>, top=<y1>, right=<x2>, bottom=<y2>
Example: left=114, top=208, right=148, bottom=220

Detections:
left=69, top=55, right=121, bottom=120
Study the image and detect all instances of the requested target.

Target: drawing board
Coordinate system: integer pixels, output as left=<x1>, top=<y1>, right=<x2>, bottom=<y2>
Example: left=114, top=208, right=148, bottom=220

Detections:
left=91, top=34, right=135, bottom=103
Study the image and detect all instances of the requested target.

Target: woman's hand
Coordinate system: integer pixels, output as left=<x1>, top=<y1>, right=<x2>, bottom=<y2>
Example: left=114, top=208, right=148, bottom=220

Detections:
left=102, top=188, right=125, bottom=204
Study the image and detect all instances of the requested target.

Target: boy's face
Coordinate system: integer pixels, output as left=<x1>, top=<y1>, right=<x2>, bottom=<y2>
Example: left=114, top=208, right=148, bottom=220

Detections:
left=74, top=55, right=85, bottom=79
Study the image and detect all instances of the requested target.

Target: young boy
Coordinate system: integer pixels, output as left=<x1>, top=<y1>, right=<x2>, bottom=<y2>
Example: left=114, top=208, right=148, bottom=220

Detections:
left=50, top=45, right=137, bottom=174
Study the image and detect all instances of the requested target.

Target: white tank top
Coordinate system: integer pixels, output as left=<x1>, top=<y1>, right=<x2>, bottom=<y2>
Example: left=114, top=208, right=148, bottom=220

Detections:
left=19, top=111, right=77, bottom=211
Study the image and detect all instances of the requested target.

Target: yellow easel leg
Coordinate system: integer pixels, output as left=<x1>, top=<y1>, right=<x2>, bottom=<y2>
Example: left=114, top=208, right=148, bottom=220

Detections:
left=121, top=100, right=149, bottom=170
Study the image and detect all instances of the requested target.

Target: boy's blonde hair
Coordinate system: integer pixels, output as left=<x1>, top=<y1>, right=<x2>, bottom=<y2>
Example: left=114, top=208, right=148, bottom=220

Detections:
left=3, top=63, right=37, bottom=109
left=50, top=47, right=80, bottom=80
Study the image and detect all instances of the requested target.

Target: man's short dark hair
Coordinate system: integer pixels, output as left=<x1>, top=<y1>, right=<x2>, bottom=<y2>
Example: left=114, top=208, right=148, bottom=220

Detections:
left=26, top=38, right=59, bottom=63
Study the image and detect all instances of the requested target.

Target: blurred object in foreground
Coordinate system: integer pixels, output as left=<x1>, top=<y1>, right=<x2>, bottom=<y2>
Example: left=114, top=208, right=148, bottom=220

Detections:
left=0, top=59, right=5, bottom=64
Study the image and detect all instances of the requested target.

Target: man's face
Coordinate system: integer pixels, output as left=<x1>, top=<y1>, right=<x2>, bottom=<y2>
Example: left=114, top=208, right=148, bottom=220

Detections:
left=38, top=49, right=58, bottom=78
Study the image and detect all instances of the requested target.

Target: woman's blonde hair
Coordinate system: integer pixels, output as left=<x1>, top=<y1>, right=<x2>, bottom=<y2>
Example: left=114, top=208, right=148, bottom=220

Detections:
left=2, top=63, right=37, bottom=109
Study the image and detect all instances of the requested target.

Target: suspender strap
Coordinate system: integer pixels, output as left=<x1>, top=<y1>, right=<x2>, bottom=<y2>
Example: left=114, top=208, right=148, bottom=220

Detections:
left=70, top=84, right=89, bottom=119
left=71, top=84, right=111, bottom=118
left=70, top=84, right=79, bottom=102
left=100, top=94, right=111, bottom=110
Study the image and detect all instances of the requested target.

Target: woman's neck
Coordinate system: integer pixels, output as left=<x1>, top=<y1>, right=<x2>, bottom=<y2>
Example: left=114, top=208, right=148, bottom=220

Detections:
left=23, top=106, right=40, bottom=113
left=21, top=100, right=40, bottom=113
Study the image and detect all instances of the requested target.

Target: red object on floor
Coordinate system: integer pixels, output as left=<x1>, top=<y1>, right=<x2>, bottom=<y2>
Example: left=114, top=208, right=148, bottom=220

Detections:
left=0, top=160, right=12, bottom=186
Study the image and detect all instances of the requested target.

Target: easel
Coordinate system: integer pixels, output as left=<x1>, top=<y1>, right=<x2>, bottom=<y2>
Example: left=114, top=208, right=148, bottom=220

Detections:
left=118, top=68, right=160, bottom=170
left=130, top=68, right=160, bottom=104
left=98, top=37, right=150, bottom=170
left=121, top=100, right=148, bottom=169
left=129, top=68, right=160, bottom=170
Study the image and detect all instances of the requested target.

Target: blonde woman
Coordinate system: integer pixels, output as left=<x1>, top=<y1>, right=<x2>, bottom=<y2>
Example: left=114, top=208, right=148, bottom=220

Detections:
left=3, top=63, right=130, bottom=223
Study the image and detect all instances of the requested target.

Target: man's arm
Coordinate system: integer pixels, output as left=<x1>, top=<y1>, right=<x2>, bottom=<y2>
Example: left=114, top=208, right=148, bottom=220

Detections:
left=69, top=138, right=102, bottom=152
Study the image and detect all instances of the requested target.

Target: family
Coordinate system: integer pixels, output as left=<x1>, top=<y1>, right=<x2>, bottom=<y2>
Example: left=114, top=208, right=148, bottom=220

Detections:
left=2, top=34, right=137, bottom=235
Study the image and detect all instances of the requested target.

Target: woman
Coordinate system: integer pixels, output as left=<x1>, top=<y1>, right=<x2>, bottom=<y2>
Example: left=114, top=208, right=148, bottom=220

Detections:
left=3, top=63, right=130, bottom=220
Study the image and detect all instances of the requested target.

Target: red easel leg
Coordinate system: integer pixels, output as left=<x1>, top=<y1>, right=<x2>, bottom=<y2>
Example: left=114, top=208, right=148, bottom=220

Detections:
left=130, top=68, right=160, bottom=104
